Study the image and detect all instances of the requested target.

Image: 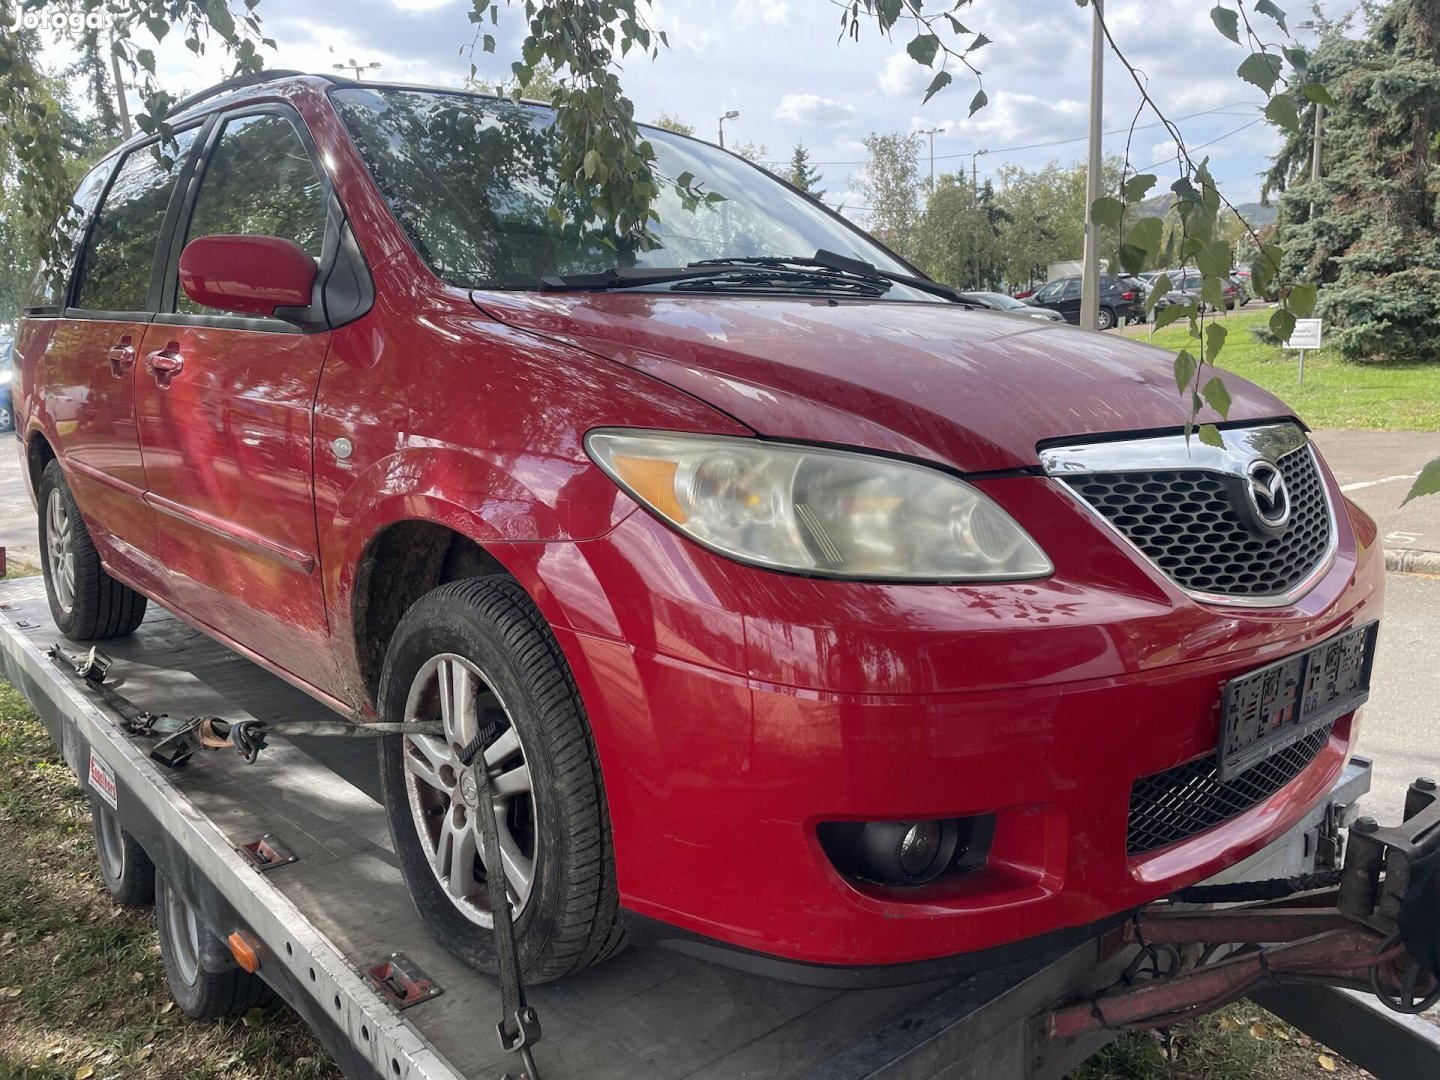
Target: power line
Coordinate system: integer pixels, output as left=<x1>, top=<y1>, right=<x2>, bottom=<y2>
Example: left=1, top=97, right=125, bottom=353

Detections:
left=760, top=101, right=1259, bottom=168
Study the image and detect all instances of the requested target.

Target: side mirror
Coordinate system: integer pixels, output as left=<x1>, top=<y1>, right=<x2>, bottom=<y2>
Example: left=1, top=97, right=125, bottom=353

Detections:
left=178, top=235, right=318, bottom=319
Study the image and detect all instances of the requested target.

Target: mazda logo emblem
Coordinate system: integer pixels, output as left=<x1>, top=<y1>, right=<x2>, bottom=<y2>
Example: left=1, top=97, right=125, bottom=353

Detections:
left=1245, top=459, right=1291, bottom=530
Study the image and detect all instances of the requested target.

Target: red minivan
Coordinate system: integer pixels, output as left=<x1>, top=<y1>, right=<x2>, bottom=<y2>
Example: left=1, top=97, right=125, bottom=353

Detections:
left=15, top=73, right=1382, bottom=986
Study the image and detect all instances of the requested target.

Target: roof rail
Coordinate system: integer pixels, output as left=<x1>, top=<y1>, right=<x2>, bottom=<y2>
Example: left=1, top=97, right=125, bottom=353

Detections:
left=166, top=70, right=341, bottom=119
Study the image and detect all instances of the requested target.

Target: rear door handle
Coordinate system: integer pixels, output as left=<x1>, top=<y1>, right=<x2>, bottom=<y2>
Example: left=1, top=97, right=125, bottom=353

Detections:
left=144, top=344, right=184, bottom=389
left=106, top=335, right=136, bottom=379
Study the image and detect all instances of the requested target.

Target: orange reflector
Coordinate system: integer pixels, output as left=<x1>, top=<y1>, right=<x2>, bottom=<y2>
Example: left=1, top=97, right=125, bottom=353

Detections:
left=227, top=931, right=261, bottom=973
left=611, top=454, right=687, bottom=523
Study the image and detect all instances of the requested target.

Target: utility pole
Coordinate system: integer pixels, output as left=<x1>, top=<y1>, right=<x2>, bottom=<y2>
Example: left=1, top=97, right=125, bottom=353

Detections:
left=333, top=59, right=382, bottom=80
left=971, top=148, right=988, bottom=191
left=919, top=126, right=944, bottom=192
left=108, top=28, right=133, bottom=138
left=718, top=110, right=739, bottom=149
left=1080, top=0, right=1105, bottom=332
left=1308, top=103, right=1324, bottom=216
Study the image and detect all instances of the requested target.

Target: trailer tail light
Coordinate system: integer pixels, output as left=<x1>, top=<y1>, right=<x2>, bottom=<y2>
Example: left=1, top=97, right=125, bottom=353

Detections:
left=228, top=930, right=262, bottom=973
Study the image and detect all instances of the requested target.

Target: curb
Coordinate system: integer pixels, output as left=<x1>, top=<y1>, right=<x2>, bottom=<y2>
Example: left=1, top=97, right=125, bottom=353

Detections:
left=1384, top=547, right=1440, bottom=576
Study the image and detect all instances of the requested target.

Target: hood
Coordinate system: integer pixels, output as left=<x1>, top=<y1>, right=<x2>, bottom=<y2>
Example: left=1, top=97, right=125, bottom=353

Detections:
left=472, top=291, right=1295, bottom=474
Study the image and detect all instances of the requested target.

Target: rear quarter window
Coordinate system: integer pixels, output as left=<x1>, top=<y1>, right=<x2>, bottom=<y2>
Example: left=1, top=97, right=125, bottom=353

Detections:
left=25, top=159, right=114, bottom=312
left=72, top=130, right=199, bottom=313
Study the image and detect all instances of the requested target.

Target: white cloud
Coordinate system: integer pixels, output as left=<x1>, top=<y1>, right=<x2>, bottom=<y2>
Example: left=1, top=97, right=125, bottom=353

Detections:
left=775, top=93, right=857, bottom=127
left=734, top=0, right=790, bottom=28
left=389, top=0, right=457, bottom=11
left=878, top=53, right=929, bottom=98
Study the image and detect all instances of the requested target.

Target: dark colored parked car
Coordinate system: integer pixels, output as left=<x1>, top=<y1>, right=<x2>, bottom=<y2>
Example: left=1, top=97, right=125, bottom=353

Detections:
left=16, top=73, right=1382, bottom=987
left=958, top=290, right=1064, bottom=322
left=0, top=338, right=13, bottom=433
left=1025, top=273, right=1141, bottom=329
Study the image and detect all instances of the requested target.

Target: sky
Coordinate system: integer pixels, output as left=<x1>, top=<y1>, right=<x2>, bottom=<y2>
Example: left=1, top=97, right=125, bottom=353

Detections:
left=41, top=0, right=1360, bottom=221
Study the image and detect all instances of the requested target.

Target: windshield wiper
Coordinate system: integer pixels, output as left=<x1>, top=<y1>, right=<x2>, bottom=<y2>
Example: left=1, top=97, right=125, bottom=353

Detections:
left=687, top=249, right=982, bottom=306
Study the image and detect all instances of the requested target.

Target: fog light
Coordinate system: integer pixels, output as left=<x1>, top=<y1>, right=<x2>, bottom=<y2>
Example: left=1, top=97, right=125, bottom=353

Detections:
left=817, top=815, right=995, bottom=888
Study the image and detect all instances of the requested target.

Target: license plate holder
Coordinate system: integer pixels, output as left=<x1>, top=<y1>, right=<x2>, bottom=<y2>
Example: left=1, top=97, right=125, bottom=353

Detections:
left=1217, top=621, right=1378, bottom=781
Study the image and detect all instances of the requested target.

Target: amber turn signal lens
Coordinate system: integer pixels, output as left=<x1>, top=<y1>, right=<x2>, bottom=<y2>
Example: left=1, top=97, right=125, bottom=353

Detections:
left=609, top=454, right=687, bottom=523
left=227, top=930, right=261, bottom=973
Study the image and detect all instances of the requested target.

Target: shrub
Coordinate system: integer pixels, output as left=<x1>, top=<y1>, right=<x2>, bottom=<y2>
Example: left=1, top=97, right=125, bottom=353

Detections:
left=1322, top=268, right=1440, bottom=363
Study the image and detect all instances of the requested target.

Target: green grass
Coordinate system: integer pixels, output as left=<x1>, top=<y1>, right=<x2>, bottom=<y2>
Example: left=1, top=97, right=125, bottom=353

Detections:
left=1122, top=308, right=1440, bottom=431
left=0, top=680, right=338, bottom=1080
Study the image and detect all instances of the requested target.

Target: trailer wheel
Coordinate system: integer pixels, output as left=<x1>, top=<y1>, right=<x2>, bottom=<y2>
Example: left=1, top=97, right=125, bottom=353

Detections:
left=90, top=797, right=155, bottom=907
left=377, top=576, right=625, bottom=984
left=155, top=876, right=273, bottom=1019
left=38, top=460, right=147, bottom=640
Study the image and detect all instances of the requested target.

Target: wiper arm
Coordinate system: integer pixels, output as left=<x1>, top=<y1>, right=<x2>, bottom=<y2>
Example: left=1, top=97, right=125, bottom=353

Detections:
left=539, top=262, right=892, bottom=297
left=689, top=250, right=983, bottom=306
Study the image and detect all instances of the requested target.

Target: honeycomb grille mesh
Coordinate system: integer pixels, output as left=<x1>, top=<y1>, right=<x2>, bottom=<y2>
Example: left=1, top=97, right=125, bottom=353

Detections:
left=1062, top=444, right=1331, bottom=599
left=1127, top=723, right=1333, bottom=855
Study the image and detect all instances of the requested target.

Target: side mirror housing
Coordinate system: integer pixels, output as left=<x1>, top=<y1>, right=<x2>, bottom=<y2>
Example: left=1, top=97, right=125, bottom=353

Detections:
left=178, top=235, right=318, bottom=319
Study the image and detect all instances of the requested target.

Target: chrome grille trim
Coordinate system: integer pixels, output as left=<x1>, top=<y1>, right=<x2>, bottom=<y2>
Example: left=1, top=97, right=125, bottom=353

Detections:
left=1041, top=423, right=1339, bottom=608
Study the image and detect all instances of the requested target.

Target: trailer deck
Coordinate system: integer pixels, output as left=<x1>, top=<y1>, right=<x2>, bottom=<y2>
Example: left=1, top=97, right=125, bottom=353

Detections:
left=0, top=574, right=1402, bottom=1079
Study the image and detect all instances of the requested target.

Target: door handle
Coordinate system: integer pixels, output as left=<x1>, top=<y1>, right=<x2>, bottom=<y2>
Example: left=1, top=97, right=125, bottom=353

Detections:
left=106, top=336, right=136, bottom=379
left=144, top=344, right=185, bottom=389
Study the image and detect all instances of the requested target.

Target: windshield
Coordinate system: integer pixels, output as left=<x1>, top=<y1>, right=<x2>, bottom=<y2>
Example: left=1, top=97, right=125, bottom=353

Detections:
left=331, top=87, right=915, bottom=292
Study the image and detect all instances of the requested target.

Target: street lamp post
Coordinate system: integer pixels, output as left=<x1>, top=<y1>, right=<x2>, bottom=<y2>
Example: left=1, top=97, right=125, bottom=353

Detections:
left=1080, top=0, right=1105, bottom=332
left=718, top=110, right=740, bottom=149
left=918, top=126, right=945, bottom=192
left=333, top=59, right=382, bottom=80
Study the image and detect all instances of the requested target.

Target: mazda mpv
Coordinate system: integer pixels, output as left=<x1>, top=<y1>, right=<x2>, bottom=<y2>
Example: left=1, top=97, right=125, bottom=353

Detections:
left=15, top=73, right=1382, bottom=986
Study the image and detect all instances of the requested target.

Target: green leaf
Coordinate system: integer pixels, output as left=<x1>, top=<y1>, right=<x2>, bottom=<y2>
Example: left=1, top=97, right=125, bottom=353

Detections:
left=971, top=33, right=992, bottom=51
left=1202, top=276, right=1225, bottom=310
left=907, top=33, right=940, bottom=67
left=1174, top=349, right=1199, bottom=395
left=968, top=88, right=988, bottom=116
left=137, top=49, right=156, bottom=74
left=1289, top=282, right=1318, bottom=317
left=1402, top=457, right=1440, bottom=506
left=1118, top=243, right=1148, bottom=275
left=483, top=34, right=496, bottom=53
left=1284, top=45, right=1310, bottom=74
left=1145, top=273, right=1173, bottom=313
left=1210, top=5, right=1240, bottom=43
left=1302, top=83, right=1336, bottom=105
left=1265, top=93, right=1301, bottom=133
left=923, top=70, right=953, bottom=104
left=1155, top=301, right=1192, bottom=331
left=1238, top=52, right=1284, bottom=95
left=1201, top=376, right=1233, bottom=419
left=1128, top=216, right=1164, bottom=256
left=1270, top=307, right=1297, bottom=343
left=1204, top=322, right=1229, bottom=363
left=1198, top=423, right=1225, bottom=448
left=1255, top=0, right=1288, bottom=32
left=583, top=148, right=601, bottom=179
left=1196, top=240, right=1233, bottom=279
left=1171, top=177, right=1201, bottom=203
left=1123, top=173, right=1157, bottom=203
left=880, top=0, right=904, bottom=27
left=1090, top=195, right=1124, bottom=227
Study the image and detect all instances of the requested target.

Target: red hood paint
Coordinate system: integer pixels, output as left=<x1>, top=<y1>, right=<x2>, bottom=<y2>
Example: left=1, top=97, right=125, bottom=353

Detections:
left=472, top=291, right=1295, bottom=474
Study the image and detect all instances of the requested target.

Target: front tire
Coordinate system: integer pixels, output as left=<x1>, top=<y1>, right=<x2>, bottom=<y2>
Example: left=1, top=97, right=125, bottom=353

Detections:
left=38, top=459, right=147, bottom=640
left=377, top=577, right=624, bottom=984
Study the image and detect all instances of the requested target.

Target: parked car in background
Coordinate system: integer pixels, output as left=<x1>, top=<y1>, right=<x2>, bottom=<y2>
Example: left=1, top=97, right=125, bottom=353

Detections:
left=959, top=291, right=1064, bottom=322
left=1025, top=273, right=1141, bottom=329
left=0, top=338, right=14, bottom=434
left=1168, top=268, right=1242, bottom=310
left=16, top=72, right=1382, bottom=990
left=1230, top=274, right=1251, bottom=306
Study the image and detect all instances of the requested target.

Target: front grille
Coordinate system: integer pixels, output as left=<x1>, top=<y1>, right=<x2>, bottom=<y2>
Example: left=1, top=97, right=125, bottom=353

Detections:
left=1062, top=443, right=1332, bottom=600
left=1126, top=723, right=1333, bottom=855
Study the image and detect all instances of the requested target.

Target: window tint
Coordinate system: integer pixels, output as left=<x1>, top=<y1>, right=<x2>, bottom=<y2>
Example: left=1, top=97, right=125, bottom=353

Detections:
left=1034, top=281, right=1062, bottom=301
left=27, top=159, right=114, bottom=310
left=177, top=114, right=326, bottom=314
left=73, top=131, right=198, bottom=312
left=1060, top=279, right=1080, bottom=299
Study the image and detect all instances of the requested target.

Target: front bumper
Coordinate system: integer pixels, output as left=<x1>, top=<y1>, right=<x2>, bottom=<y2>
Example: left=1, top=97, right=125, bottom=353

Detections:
left=491, top=461, right=1383, bottom=971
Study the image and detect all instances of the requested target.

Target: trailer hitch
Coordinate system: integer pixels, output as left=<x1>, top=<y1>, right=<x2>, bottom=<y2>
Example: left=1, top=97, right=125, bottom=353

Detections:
left=1044, top=779, right=1440, bottom=1040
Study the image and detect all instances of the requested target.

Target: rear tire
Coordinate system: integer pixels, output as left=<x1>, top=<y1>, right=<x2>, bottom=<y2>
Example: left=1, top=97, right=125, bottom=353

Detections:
left=38, top=459, right=147, bottom=640
left=377, top=576, right=624, bottom=984
left=1097, top=306, right=1116, bottom=330
left=155, top=875, right=273, bottom=1019
left=90, top=797, right=155, bottom=907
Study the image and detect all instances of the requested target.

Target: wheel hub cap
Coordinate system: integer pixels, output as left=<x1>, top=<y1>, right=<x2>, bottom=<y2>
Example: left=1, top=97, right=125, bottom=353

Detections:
left=45, top=490, right=77, bottom=615
left=400, top=654, right=537, bottom=930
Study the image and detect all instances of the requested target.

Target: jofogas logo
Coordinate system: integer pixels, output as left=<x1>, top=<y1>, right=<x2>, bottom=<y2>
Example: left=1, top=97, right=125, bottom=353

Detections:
left=2, top=5, right=119, bottom=34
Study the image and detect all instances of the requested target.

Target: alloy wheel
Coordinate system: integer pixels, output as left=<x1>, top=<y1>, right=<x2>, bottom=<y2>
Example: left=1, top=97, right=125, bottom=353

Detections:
left=45, top=490, right=76, bottom=614
left=401, top=653, right=537, bottom=929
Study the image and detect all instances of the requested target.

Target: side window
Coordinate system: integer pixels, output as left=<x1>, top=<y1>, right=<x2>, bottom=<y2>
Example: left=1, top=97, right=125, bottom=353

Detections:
left=1035, top=282, right=1061, bottom=302
left=177, top=113, right=327, bottom=314
left=1060, top=279, right=1081, bottom=300
left=27, top=159, right=113, bottom=311
left=73, top=130, right=199, bottom=313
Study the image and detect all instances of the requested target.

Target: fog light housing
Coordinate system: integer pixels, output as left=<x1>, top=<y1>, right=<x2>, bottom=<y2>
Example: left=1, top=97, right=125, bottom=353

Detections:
left=818, top=816, right=995, bottom=888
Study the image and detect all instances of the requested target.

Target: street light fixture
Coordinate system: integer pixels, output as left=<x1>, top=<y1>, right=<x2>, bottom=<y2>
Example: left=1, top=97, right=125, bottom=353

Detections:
left=918, top=126, right=945, bottom=192
left=334, top=59, right=382, bottom=81
left=718, top=110, right=740, bottom=149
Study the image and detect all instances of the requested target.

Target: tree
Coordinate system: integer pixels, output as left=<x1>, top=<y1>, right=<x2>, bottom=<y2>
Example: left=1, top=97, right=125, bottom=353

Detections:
left=651, top=112, right=694, bottom=136
left=913, top=174, right=1007, bottom=289
left=728, top=141, right=769, bottom=165
left=854, top=132, right=923, bottom=261
left=786, top=143, right=824, bottom=198
left=1265, top=2, right=1440, bottom=365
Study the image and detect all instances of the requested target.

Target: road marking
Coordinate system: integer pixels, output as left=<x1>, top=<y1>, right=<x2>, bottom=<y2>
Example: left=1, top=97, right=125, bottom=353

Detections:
left=1340, top=474, right=1418, bottom=493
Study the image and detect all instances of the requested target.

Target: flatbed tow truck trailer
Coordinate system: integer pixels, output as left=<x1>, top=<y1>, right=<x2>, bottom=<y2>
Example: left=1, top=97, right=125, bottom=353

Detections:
left=4, top=571, right=1440, bottom=1080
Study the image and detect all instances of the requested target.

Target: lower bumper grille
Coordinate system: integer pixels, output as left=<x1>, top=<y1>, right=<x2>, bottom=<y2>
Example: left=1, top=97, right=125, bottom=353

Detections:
left=1126, top=723, right=1334, bottom=856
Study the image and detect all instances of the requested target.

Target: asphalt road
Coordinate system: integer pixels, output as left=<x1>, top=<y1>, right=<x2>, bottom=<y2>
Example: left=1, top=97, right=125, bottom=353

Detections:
left=0, top=445, right=1432, bottom=820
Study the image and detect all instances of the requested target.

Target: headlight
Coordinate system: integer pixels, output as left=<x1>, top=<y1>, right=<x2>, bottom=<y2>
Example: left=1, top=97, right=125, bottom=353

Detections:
left=585, top=430, right=1053, bottom=581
